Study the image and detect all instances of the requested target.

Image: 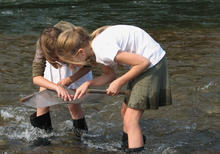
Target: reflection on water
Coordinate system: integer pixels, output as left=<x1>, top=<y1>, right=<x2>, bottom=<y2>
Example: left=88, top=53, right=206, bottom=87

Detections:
left=0, top=0, right=220, bottom=153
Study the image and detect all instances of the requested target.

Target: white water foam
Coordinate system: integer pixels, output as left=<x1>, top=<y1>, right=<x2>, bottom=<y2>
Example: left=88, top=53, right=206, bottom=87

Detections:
left=1, top=10, right=14, bottom=15
left=0, top=106, right=60, bottom=142
left=0, top=109, right=14, bottom=119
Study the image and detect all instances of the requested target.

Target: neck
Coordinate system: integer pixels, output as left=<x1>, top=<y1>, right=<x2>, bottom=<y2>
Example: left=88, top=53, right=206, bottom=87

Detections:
left=86, top=45, right=96, bottom=66
left=87, top=45, right=95, bottom=57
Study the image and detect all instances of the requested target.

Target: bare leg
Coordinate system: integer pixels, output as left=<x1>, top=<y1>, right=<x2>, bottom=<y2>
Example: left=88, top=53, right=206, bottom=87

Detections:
left=36, top=87, right=49, bottom=116
left=67, top=104, right=84, bottom=119
left=121, top=102, right=128, bottom=132
left=68, top=89, right=88, bottom=135
left=123, top=107, right=144, bottom=148
left=30, top=86, right=53, bottom=132
left=67, top=88, right=84, bottom=119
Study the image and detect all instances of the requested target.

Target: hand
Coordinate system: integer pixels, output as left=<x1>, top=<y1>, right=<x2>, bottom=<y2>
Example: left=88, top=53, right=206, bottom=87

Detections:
left=106, top=80, right=122, bottom=96
left=55, top=84, right=72, bottom=101
left=74, top=81, right=90, bottom=100
left=58, top=77, right=72, bottom=87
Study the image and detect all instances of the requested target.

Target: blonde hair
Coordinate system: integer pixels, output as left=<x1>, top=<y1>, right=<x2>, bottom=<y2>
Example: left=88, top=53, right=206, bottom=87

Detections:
left=56, top=26, right=89, bottom=65
left=39, top=27, right=62, bottom=68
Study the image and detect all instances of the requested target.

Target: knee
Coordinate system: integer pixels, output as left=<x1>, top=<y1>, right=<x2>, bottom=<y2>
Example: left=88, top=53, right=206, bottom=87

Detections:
left=123, top=116, right=138, bottom=131
left=37, top=107, right=50, bottom=116
left=68, top=104, right=84, bottom=119
left=120, top=103, right=127, bottom=118
left=120, top=107, right=125, bottom=118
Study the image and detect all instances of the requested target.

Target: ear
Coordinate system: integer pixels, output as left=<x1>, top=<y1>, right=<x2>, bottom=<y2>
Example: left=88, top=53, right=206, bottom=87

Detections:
left=75, top=48, right=87, bottom=61
left=77, top=48, right=87, bottom=57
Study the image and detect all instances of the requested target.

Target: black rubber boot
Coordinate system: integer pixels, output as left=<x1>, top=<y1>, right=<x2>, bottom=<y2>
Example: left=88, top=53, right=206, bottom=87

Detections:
left=121, top=131, right=129, bottom=150
left=72, top=117, right=88, bottom=137
left=125, top=146, right=145, bottom=153
left=30, top=112, right=53, bottom=133
left=121, top=132, right=146, bottom=151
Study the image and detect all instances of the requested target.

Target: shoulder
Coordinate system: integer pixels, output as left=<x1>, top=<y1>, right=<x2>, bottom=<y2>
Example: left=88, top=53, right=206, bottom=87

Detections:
left=34, top=39, right=46, bottom=62
left=35, top=40, right=43, bottom=55
left=96, top=25, right=147, bottom=41
left=107, top=25, right=144, bottom=33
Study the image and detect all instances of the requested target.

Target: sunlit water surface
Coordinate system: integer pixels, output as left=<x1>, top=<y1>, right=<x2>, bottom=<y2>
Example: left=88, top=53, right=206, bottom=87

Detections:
left=0, top=0, right=220, bottom=153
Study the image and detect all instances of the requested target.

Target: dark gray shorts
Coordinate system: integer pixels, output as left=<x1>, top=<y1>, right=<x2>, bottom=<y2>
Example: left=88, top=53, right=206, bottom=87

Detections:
left=124, top=56, right=172, bottom=110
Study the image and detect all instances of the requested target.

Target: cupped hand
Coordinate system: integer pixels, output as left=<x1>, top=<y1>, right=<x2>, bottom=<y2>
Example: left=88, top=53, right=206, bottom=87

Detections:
left=55, top=84, right=72, bottom=101
left=106, top=80, right=122, bottom=96
left=74, top=82, right=89, bottom=100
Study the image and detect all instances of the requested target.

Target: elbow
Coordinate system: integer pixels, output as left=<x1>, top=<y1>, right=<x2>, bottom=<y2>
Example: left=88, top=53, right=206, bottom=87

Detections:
left=32, top=77, right=37, bottom=84
left=33, top=76, right=41, bottom=85
left=143, top=59, right=151, bottom=69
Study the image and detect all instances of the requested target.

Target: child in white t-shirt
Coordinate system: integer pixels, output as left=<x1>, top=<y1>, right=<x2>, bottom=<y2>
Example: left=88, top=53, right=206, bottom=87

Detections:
left=56, top=25, right=172, bottom=152
left=31, top=21, right=92, bottom=137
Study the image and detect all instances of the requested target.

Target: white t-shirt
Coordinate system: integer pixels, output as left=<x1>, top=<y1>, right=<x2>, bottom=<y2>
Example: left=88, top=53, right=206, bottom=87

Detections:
left=44, top=61, right=93, bottom=89
left=91, top=25, right=166, bottom=69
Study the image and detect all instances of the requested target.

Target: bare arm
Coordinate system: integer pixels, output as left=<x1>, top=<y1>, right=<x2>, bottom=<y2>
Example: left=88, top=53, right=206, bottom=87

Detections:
left=87, top=64, right=116, bottom=86
left=73, top=64, right=116, bottom=99
left=58, top=66, right=91, bottom=86
left=106, top=51, right=150, bottom=95
left=33, top=76, right=72, bottom=101
left=33, top=76, right=58, bottom=90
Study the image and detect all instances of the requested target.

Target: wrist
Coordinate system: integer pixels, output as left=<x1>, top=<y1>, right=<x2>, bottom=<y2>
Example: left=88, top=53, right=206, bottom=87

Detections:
left=85, top=80, right=92, bottom=88
left=55, top=83, right=63, bottom=90
left=68, top=76, right=74, bottom=82
left=115, top=78, right=125, bottom=87
left=49, top=82, right=58, bottom=90
left=63, top=77, right=72, bottom=86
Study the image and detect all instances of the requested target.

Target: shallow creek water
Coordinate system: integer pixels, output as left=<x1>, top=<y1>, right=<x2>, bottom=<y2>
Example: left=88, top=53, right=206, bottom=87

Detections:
left=0, top=0, right=220, bottom=153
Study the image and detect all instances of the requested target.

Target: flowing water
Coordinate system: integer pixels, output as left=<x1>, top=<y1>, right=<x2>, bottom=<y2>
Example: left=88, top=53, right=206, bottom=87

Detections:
left=0, top=0, right=220, bottom=153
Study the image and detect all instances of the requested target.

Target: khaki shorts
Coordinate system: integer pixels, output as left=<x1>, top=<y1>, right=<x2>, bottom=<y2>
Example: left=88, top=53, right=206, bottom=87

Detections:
left=124, top=56, right=172, bottom=110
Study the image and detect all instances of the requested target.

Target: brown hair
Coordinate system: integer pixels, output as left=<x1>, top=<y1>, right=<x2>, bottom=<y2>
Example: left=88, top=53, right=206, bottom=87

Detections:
left=54, top=20, right=75, bottom=31
left=39, top=27, right=62, bottom=68
left=56, top=26, right=90, bottom=65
